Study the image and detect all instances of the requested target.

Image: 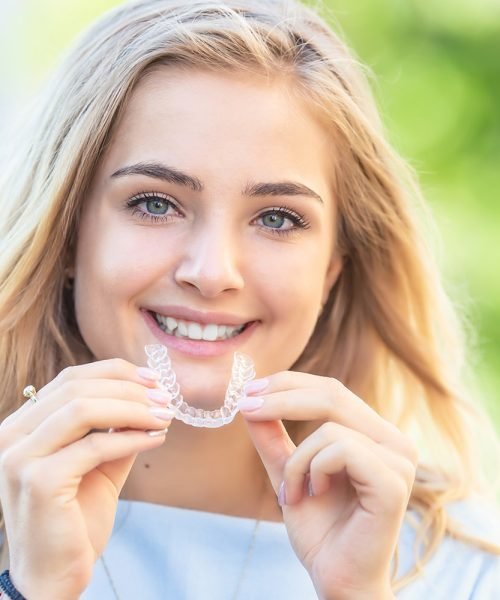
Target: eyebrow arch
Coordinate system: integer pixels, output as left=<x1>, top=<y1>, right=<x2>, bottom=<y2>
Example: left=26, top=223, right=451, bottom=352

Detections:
left=243, top=181, right=323, bottom=203
left=111, top=161, right=203, bottom=192
left=110, top=161, right=323, bottom=203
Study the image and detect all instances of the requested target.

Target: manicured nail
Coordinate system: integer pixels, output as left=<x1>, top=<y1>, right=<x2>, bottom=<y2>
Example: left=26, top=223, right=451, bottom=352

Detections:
left=148, top=428, right=169, bottom=437
left=278, top=481, right=287, bottom=507
left=137, top=367, right=161, bottom=381
left=147, top=389, right=172, bottom=405
left=237, top=396, right=264, bottom=412
left=243, top=378, right=269, bottom=395
left=149, top=407, right=176, bottom=421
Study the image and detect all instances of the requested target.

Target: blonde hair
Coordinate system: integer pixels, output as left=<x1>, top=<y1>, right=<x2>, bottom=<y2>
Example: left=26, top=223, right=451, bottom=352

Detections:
left=0, top=0, right=498, bottom=590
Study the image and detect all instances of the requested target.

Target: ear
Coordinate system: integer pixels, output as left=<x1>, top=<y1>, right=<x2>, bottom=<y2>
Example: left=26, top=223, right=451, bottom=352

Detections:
left=321, top=252, right=343, bottom=308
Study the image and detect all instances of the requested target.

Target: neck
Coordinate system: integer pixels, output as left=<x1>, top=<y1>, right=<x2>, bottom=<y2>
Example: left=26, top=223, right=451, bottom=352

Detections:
left=121, top=413, right=283, bottom=522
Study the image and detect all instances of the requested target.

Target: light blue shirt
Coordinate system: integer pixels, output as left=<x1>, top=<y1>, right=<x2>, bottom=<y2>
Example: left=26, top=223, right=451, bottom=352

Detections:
left=81, top=499, right=499, bottom=599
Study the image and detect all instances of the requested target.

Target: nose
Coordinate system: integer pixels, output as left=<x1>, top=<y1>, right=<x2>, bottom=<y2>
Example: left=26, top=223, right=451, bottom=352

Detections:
left=174, top=221, right=244, bottom=297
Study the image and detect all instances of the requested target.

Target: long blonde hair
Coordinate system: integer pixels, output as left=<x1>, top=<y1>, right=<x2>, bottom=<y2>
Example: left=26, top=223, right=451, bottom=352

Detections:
left=0, top=0, right=498, bottom=590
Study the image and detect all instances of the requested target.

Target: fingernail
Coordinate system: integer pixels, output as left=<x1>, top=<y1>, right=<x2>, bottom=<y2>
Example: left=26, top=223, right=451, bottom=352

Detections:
left=278, top=481, right=287, bottom=507
left=147, top=428, right=169, bottom=437
left=138, top=367, right=161, bottom=381
left=308, top=479, right=314, bottom=497
left=149, top=407, right=176, bottom=421
left=147, top=389, right=172, bottom=405
left=237, top=396, right=264, bottom=412
left=243, top=378, right=269, bottom=395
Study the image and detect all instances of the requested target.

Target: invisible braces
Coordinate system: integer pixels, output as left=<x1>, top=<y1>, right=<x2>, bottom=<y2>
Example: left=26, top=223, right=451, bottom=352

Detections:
left=144, top=344, right=255, bottom=428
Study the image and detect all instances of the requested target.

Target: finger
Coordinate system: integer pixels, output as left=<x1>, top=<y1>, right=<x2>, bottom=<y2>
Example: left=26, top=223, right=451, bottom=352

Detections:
left=39, top=357, right=162, bottom=400
left=12, top=398, right=175, bottom=457
left=7, top=379, right=173, bottom=436
left=17, top=429, right=167, bottom=496
left=1, top=399, right=36, bottom=430
left=282, top=422, right=416, bottom=505
left=241, top=373, right=417, bottom=463
left=242, top=417, right=296, bottom=494
left=0, top=399, right=39, bottom=453
left=65, top=430, right=165, bottom=489
left=308, top=438, right=410, bottom=516
left=0, top=358, right=160, bottom=428
left=95, top=454, right=137, bottom=495
left=5, top=358, right=162, bottom=430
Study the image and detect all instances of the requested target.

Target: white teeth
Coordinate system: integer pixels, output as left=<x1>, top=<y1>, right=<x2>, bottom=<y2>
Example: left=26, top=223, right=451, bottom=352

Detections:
left=166, top=317, right=177, bottom=331
left=187, top=322, right=202, bottom=340
left=202, top=323, right=218, bottom=341
left=154, top=313, right=246, bottom=341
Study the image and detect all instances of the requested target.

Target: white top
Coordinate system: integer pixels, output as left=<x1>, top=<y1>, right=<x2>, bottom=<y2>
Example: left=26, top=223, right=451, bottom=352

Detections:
left=81, top=499, right=499, bottom=599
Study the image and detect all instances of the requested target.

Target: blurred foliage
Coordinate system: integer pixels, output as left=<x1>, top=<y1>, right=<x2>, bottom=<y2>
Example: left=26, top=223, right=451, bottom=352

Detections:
left=7, top=0, right=500, bottom=429
left=317, top=0, right=500, bottom=430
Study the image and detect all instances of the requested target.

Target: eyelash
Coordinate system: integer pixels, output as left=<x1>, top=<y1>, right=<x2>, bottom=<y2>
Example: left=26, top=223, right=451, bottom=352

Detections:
left=125, top=191, right=311, bottom=235
left=258, top=206, right=310, bottom=235
left=125, top=191, right=180, bottom=223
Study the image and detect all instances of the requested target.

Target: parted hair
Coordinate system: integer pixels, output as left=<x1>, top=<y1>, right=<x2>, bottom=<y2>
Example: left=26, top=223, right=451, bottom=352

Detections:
left=0, top=0, right=498, bottom=590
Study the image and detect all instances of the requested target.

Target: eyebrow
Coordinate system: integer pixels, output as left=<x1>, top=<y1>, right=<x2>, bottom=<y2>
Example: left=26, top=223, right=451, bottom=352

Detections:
left=111, top=162, right=203, bottom=192
left=243, top=180, right=323, bottom=204
left=110, top=161, right=323, bottom=203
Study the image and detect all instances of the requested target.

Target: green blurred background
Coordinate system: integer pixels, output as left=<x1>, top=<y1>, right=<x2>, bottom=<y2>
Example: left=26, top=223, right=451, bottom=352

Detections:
left=2, top=0, right=499, bottom=431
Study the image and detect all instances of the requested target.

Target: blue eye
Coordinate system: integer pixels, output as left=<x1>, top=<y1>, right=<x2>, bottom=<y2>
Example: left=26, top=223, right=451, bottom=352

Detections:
left=257, top=207, right=310, bottom=235
left=125, top=192, right=179, bottom=223
left=146, top=197, right=170, bottom=215
left=261, top=213, right=287, bottom=228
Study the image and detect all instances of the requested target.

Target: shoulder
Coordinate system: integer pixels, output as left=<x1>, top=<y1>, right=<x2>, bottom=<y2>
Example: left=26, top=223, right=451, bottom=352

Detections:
left=396, top=499, right=500, bottom=599
left=445, top=498, right=500, bottom=542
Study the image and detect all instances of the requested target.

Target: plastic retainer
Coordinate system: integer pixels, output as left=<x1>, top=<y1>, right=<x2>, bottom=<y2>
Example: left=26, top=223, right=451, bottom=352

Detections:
left=144, top=344, right=255, bottom=428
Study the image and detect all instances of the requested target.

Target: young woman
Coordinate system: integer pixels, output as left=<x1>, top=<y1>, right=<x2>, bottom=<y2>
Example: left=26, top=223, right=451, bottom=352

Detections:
left=0, top=1, right=498, bottom=598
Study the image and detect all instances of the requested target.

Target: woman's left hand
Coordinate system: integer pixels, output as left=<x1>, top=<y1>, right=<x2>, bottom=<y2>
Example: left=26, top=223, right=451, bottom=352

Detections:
left=238, top=372, right=418, bottom=600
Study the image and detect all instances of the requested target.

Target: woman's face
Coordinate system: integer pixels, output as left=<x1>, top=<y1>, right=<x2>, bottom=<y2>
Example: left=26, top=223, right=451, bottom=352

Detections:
left=74, top=67, right=341, bottom=407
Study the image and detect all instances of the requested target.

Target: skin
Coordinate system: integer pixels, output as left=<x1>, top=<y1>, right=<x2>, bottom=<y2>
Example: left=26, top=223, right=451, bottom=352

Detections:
left=73, top=67, right=340, bottom=402
left=0, top=68, right=416, bottom=599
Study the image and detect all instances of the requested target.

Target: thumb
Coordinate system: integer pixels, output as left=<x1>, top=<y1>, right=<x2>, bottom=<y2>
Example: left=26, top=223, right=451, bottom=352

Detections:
left=242, top=416, right=296, bottom=493
left=99, top=453, right=138, bottom=493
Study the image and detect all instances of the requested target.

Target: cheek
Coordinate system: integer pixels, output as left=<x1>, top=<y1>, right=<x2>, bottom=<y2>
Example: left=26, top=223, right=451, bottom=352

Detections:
left=75, top=212, right=167, bottom=298
left=253, top=244, right=326, bottom=331
left=73, top=210, right=171, bottom=343
left=252, top=268, right=323, bottom=374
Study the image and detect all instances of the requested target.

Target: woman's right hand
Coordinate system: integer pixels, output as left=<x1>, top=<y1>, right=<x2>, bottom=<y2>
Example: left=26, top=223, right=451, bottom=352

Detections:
left=0, top=358, right=174, bottom=600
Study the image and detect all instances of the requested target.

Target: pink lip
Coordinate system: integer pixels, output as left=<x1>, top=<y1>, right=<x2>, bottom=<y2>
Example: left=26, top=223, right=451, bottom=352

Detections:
left=145, top=304, right=249, bottom=326
left=141, top=309, right=258, bottom=358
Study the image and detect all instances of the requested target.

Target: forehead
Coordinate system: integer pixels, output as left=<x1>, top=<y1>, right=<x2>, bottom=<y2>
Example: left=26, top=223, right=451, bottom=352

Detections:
left=98, top=66, right=335, bottom=193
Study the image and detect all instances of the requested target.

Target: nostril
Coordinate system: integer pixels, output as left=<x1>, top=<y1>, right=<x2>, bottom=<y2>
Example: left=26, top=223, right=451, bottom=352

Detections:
left=173, top=249, right=244, bottom=295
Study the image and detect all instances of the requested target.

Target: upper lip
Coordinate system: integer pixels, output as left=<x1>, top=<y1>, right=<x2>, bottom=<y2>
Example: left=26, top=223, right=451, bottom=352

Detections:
left=144, top=305, right=254, bottom=326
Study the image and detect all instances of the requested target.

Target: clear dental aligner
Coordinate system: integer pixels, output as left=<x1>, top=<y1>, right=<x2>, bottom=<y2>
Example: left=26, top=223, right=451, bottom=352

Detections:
left=144, top=344, right=255, bottom=428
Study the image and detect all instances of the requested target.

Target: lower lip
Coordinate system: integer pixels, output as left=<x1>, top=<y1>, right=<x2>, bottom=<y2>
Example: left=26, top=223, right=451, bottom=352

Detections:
left=141, top=310, right=259, bottom=358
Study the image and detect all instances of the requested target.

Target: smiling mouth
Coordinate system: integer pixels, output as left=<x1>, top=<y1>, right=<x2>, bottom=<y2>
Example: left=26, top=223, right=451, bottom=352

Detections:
left=151, top=311, right=250, bottom=341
